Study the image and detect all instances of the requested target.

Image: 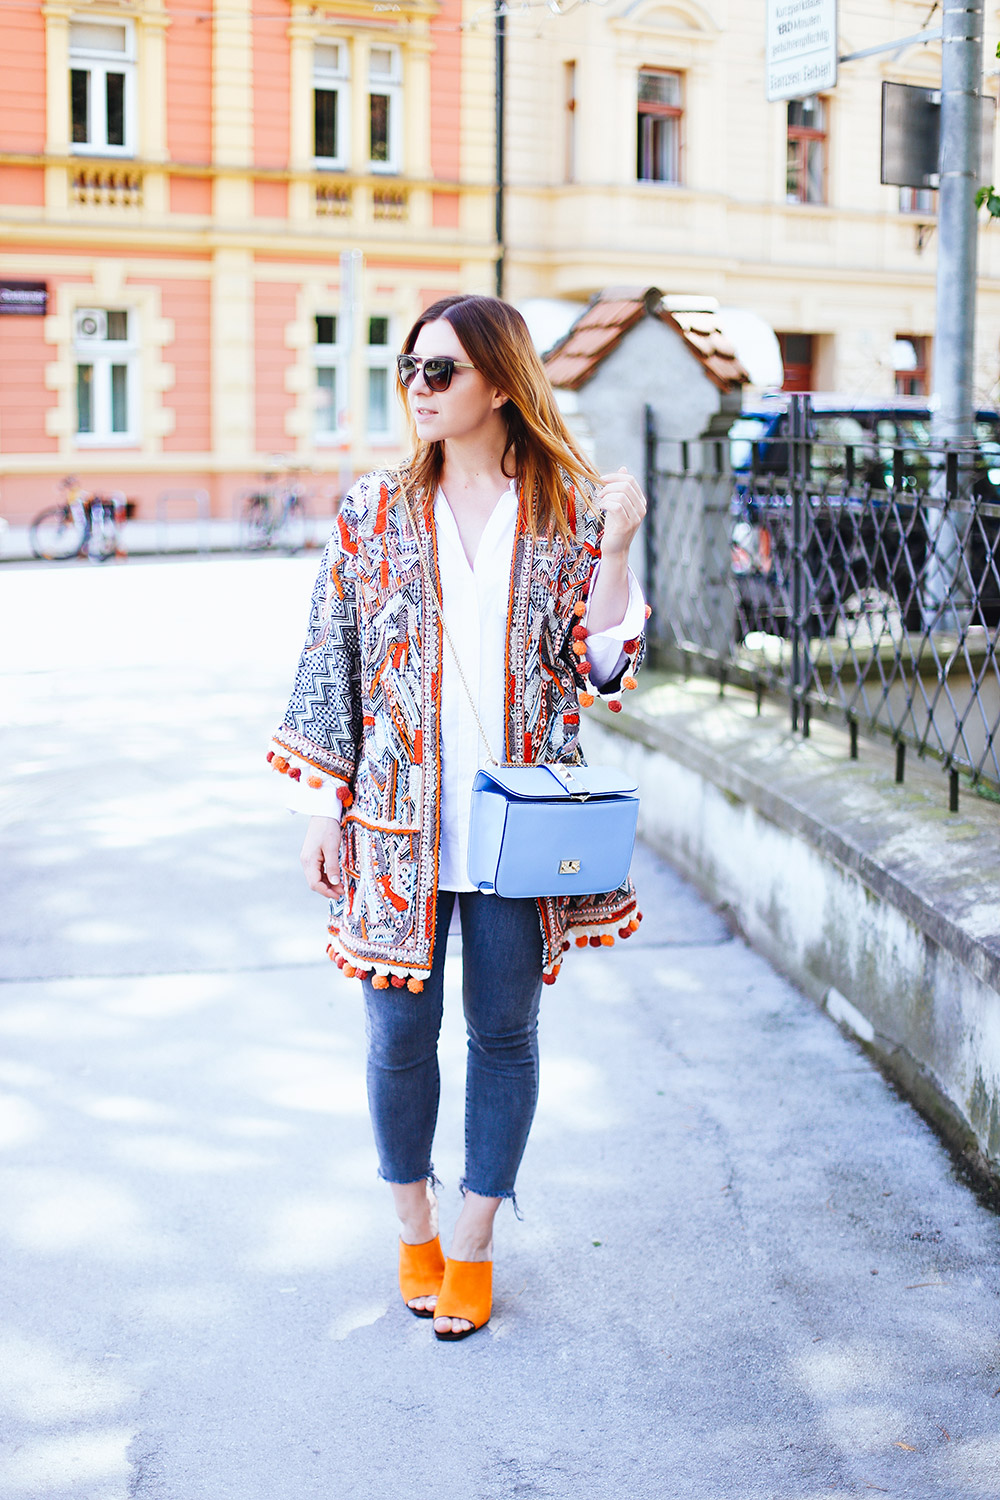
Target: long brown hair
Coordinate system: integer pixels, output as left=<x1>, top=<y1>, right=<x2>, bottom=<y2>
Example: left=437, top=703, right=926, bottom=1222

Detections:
left=397, top=294, right=598, bottom=536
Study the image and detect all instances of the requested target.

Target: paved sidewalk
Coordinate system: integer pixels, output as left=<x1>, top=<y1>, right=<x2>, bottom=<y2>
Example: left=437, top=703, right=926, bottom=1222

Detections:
left=1, top=558, right=998, bottom=1500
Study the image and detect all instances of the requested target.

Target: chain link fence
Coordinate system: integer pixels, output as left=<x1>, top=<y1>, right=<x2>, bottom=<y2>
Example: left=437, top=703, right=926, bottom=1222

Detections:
left=643, top=396, right=1000, bottom=802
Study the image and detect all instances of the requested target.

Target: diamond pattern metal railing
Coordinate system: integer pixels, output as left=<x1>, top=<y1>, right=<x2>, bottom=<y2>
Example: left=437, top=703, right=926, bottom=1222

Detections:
left=644, top=404, right=1000, bottom=797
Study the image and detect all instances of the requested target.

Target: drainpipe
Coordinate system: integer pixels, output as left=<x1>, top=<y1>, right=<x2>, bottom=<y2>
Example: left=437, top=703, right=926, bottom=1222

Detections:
left=495, top=7, right=505, bottom=299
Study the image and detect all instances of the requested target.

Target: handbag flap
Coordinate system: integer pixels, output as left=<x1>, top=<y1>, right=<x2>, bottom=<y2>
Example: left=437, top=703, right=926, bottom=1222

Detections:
left=473, top=764, right=638, bottom=800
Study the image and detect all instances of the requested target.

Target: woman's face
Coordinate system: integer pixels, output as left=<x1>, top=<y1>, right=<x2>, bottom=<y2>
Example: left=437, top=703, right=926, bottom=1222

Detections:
left=406, top=318, right=506, bottom=444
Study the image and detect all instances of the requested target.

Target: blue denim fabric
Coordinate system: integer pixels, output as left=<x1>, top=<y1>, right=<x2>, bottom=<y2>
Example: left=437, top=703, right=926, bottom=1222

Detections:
left=361, top=891, right=544, bottom=1199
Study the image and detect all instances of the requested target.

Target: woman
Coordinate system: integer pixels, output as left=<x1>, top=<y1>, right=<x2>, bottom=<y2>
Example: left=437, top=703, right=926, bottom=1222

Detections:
left=269, top=294, right=646, bottom=1340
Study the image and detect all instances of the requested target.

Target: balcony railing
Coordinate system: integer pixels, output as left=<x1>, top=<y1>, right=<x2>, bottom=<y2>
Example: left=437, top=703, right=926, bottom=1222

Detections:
left=372, top=186, right=408, bottom=222
left=72, top=165, right=143, bottom=208
left=315, top=182, right=353, bottom=217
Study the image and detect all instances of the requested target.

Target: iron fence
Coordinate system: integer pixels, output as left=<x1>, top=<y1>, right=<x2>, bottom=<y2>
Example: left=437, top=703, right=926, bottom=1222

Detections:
left=643, top=396, right=1000, bottom=803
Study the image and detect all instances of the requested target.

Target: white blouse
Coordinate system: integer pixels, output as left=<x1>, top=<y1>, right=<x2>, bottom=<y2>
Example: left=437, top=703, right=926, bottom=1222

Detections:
left=281, top=482, right=646, bottom=891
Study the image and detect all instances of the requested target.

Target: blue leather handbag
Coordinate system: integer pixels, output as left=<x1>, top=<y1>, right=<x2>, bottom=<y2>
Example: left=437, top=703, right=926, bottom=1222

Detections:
left=467, top=763, right=639, bottom=898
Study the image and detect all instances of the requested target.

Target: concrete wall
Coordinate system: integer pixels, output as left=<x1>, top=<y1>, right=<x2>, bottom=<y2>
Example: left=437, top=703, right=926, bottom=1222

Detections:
left=585, top=682, right=1000, bottom=1184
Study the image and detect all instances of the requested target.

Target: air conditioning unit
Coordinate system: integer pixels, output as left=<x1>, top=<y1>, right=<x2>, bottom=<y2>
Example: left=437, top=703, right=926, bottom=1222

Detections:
left=75, top=309, right=106, bottom=342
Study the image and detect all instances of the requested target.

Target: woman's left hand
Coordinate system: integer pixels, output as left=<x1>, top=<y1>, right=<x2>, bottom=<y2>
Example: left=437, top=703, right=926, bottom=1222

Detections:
left=598, top=467, right=647, bottom=559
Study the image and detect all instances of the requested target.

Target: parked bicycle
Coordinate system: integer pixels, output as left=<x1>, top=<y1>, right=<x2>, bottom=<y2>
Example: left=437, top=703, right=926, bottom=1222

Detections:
left=239, top=463, right=313, bottom=554
left=29, top=477, right=127, bottom=563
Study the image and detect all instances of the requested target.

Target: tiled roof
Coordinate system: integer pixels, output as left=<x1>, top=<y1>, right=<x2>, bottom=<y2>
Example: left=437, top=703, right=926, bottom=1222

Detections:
left=543, top=286, right=749, bottom=393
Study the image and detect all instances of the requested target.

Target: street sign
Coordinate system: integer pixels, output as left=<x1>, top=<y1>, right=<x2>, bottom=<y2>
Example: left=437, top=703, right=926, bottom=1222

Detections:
left=766, top=0, right=838, bottom=103
left=0, top=280, right=47, bottom=315
left=881, top=82, right=939, bottom=189
left=881, top=81, right=997, bottom=189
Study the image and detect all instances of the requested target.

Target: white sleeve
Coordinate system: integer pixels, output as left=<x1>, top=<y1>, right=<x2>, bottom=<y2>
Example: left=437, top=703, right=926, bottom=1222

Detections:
left=275, top=775, right=344, bottom=819
left=584, top=567, right=646, bottom=688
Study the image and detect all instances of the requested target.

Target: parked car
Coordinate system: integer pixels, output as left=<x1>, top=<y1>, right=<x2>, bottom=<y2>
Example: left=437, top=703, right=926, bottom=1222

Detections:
left=727, top=396, right=1000, bottom=634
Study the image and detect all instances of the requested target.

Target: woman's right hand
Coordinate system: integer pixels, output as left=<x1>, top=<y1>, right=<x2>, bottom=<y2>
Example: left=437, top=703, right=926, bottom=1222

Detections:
left=300, top=815, right=343, bottom=899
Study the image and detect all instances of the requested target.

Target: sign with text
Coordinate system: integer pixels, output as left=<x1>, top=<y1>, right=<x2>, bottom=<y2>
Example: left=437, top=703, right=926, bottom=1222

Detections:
left=766, top=0, right=838, bottom=103
left=0, top=281, right=47, bottom=315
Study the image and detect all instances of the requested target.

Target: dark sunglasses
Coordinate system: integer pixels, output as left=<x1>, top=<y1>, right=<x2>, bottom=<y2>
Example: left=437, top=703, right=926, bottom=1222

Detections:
left=396, top=354, right=476, bottom=392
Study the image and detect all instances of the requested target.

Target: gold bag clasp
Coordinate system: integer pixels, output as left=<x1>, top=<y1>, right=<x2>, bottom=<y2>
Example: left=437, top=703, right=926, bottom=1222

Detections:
left=559, top=859, right=581, bottom=875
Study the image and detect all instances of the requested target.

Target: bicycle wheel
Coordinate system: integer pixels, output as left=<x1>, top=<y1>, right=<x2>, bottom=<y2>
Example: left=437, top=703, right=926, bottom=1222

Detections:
left=278, top=495, right=309, bottom=554
left=86, top=503, right=117, bottom=563
left=29, top=504, right=87, bottom=561
left=241, top=494, right=272, bottom=549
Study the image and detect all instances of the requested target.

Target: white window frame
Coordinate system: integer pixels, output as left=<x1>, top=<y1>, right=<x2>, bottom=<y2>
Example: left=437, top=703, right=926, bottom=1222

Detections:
left=313, top=40, right=351, bottom=170
left=69, top=18, right=136, bottom=157
left=313, top=313, right=348, bottom=445
left=365, top=314, right=395, bottom=441
left=73, top=307, right=140, bottom=446
left=368, top=44, right=403, bottom=174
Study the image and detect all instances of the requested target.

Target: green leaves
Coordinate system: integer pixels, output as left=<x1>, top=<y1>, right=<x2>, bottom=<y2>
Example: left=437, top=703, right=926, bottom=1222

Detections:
left=976, top=184, right=1000, bottom=217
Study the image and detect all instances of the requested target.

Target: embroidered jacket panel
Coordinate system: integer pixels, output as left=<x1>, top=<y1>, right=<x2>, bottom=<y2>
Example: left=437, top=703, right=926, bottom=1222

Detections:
left=270, top=468, right=645, bottom=980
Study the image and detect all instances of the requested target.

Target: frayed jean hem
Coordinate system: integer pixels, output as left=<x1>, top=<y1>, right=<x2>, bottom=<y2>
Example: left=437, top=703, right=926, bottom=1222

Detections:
left=458, top=1179, right=523, bottom=1220
left=377, top=1167, right=442, bottom=1192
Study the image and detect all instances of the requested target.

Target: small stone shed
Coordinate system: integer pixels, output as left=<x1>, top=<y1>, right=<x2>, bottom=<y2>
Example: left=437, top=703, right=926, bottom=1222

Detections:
left=543, top=286, right=749, bottom=481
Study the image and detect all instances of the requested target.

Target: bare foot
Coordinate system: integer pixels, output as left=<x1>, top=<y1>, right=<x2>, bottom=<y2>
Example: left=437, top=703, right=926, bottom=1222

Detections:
left=434, top=1191, right=498, bottom=1337
left=391, top=1179, right=441, bottom=1315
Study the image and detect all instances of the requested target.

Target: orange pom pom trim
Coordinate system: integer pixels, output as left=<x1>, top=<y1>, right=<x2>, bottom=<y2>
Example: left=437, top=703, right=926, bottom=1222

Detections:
left=573, top=600, right=586, bottom=617
left=623, top=677, right=637, bottom=691
left=372, top=975, right=390, bottom=990
left=273, top=756, right=289, bottom=773
left=579, top=692, right=595, bottom=708
left=575, top=935, right=589, bottom=948
left=343, top=964, right=357, bottom=978
left=600, top=934, right=614, bottom=946
left=571, top=640, right=588, bottom=657
left=307, top=775, right=324, bottom=789
left=407, top=978, right=424, bottom=993
left=628, top=918, right=640, bottom=932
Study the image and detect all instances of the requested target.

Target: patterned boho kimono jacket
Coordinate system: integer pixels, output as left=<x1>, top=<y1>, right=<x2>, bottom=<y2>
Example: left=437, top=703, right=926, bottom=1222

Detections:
left=268, top=468, right=645, bottom=991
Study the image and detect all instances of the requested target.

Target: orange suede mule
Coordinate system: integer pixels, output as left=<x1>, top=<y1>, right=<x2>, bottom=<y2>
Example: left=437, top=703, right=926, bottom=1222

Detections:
left=398, top=1235, right=446, bottom=1318
left=432, top=1257, right=493, bottom=1342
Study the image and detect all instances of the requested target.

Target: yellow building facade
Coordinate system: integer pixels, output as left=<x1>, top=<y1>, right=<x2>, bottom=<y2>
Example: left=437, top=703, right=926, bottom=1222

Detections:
left=503, top=0, right=1000, bottom=403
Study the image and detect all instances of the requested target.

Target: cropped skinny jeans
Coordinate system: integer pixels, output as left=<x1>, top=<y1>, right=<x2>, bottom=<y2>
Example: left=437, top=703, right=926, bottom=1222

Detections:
left=361, top=891, right=544, bottom=1200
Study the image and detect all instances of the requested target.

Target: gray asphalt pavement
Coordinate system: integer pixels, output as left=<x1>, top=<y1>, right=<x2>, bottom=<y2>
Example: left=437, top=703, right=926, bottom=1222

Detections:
left=1, top=556, right=999, bottom=1500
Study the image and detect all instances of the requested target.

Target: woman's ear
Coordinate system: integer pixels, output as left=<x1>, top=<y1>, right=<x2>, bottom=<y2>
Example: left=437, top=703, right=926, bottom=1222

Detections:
left=491, top=388, right=509, bottom=411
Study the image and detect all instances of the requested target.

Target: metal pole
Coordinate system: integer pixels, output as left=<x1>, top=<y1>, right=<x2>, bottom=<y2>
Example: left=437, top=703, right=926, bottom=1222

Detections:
left=495, top=9, right=505, bottom=299
left=925, top=0, right=984, bottom=626
left=643, top=403, right=658, bottom=615
left=932, top=1, right=983, bottom=443
left=790, top=392, right=807, bottom=732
